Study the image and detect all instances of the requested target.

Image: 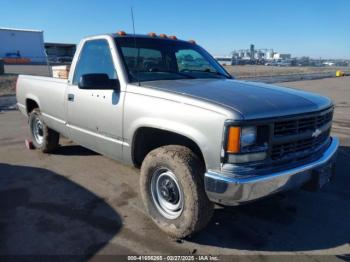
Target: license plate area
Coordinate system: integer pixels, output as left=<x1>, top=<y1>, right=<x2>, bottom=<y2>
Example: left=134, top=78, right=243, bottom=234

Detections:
left=317, top=163, right=334, bottom=188
left=303, top=162, right=335, bottom=191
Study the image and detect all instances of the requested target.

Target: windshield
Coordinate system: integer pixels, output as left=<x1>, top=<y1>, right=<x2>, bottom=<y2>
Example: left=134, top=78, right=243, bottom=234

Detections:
left=114, top=37, right=231, bottom=82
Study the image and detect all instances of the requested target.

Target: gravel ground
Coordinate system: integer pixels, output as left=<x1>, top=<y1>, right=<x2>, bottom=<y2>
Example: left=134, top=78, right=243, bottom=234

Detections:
left=224, top=65, right=350, bottom=77
left=0, top=75, right=17, bottom=96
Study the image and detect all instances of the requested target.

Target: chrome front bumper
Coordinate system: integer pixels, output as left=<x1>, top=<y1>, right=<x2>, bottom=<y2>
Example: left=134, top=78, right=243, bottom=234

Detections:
left=204, top=137, right=339, bottom=206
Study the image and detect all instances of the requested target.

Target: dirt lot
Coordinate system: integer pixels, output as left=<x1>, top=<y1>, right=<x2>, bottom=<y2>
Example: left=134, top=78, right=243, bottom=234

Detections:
left=0, top=75, right=17, bottom=96
left=0, top=77, right=349, bottom=259
left=224, top=65, right=350, bottom=77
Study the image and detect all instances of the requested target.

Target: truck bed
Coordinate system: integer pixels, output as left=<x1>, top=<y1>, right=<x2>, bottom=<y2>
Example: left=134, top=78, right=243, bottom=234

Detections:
left=16, top=75, right=68, bottom=135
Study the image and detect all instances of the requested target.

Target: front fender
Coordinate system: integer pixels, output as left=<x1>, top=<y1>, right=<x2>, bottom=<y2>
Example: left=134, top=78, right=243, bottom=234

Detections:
left=126, top=116, right=223, bottom=171
left=130, top=117, right=207, bottom=151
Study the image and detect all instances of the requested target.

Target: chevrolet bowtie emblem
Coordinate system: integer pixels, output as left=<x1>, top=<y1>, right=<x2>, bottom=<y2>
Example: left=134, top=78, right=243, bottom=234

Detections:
left=312, top=128, right=322, bottom=138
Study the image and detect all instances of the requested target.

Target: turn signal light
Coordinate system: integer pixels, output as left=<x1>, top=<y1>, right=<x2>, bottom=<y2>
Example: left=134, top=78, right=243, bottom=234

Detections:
left=227, top=127, right=240, bottom=153
left=117, top=31, right=126, bottom=36
left=148, top=32, right=157, bottom=37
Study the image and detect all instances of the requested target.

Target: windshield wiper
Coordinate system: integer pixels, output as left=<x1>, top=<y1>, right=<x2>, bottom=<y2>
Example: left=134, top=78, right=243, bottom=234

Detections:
left=211, top=71, right=232, bottom=78
left=129, top=70, right=195, bottom=82
left=181, top=69, right=230, bottom=78
left=149, top=70, right=195, bottom=79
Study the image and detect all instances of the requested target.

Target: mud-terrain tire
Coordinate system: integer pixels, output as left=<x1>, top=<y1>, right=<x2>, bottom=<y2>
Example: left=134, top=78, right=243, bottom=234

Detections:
left=140, top=145, right=214, bottom=238
left=29, top=108, right=59, bottom=153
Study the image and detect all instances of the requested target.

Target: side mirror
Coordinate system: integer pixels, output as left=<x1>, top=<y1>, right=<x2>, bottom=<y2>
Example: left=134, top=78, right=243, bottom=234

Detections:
left=78, top=74, right=120, bottom=91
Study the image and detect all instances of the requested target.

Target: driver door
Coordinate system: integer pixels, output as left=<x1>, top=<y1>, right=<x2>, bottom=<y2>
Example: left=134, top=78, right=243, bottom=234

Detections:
left=66, top=39, right=124, bottom=160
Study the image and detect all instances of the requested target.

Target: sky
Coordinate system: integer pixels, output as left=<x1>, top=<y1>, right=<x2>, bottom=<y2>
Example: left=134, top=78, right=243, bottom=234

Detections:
left=1, top=0, right=349, bottom=59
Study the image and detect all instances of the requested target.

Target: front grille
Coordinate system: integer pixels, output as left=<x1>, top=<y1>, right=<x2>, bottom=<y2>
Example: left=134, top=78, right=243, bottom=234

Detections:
left=271, top=129, right=330, bottom=160
left=271, top=108, right=333, bottom=161
left=274, top=110, right=333, bottom=136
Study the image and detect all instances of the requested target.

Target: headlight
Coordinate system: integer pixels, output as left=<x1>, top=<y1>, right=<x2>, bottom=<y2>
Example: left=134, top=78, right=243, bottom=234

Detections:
left=241, top=126, right=257, bottom=148
left=225, top=125, right=268, bottom=163
left=226, top=126, right=257, bottom=153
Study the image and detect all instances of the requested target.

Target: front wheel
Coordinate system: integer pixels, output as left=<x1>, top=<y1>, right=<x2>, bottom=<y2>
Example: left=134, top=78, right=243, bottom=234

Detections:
left=29, top=108, right=59, bottom=153
left=140, top=145, right=214, bottom=238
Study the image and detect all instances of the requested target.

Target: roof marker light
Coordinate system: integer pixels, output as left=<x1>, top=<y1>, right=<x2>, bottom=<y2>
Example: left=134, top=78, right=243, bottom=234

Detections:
left=159, top=33, right=167, bottom=38
left=188, top=40, right=196, bottom=44
left=117, top=31, right=126, bottom=36
left=148, top=32, right=157, bottom=37
left=168, top=35, right=177, bottom=40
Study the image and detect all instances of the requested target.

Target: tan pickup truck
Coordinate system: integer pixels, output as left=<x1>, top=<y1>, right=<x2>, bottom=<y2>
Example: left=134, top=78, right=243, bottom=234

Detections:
left=16, top=32, right=339, bottom=238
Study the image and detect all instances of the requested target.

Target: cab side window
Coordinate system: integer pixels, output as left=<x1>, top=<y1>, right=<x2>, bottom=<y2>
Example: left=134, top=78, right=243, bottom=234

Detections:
left=121, top=47, right=163, bottom=72
left=73, top=39, right=117, bottom=85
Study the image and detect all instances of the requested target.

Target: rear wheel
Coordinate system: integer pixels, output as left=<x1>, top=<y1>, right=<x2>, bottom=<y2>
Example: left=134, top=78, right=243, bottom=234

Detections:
left=140, top=145, right=214, bottom=238
left=29, top=108, right=59, bottom=153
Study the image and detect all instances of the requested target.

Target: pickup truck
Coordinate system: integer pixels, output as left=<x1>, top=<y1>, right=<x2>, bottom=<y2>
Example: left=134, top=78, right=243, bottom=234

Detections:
left=16, top=32, right=339, bottom=238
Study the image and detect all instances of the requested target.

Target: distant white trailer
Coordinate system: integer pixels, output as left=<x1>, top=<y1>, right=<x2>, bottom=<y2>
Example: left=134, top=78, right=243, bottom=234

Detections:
left=273, top=53, right=291, bottom=60
left=215, top=56, right=232, bottom=66
left=323, top=61, right=335, bottom=66
left=0, top=27, right=47, bottom=63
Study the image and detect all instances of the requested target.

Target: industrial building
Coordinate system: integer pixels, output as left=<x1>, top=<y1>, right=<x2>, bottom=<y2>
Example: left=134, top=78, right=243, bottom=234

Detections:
left=215, top=44, right=292, bottom=65
left=272, top=53, right=291, bottom=60
left=232, top=44, right=291, bottom=63
left=0, top=27, right=47, bottom=63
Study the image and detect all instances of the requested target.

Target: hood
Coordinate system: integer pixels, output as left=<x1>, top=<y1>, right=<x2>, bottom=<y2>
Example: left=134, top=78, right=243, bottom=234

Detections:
left=141, top=79, right=332, bottom=119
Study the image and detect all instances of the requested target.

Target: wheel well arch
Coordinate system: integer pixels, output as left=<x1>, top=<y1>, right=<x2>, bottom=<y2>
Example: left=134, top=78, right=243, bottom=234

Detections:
left=26, top=99, right=39, bottom=114
left=132, top=127, right=206, bottom=169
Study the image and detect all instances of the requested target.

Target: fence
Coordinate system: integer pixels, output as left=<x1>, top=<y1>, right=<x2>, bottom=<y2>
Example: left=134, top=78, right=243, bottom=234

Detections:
left=1, top=55, right=74, bottom=76
left=4, top=64, right=52, bottom=77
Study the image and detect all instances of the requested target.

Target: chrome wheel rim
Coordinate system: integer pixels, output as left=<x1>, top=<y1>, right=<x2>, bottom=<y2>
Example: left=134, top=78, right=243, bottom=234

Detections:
left=32, top=117, right=44, bottom=145
left=150, top=168, right=183, bottom=220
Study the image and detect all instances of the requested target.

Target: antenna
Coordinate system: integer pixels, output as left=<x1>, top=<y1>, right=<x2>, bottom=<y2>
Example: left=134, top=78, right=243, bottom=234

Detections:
left=131, top=7, right=140, bottom=86
left=131, top=7, right=136, bottom=35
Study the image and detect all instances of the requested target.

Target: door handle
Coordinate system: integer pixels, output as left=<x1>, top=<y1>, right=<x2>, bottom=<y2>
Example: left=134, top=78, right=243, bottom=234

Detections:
left=68, top=94, right=75, bottom=102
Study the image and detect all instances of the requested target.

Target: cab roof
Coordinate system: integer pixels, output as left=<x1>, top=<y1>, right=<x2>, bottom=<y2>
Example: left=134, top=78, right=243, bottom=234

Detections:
left=83, top=32, right=197, bottom=45
left=113, top=31, right=196, bottom=44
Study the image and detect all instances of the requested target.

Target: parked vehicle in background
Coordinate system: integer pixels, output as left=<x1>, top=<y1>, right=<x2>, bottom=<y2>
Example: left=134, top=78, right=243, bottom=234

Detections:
left=48, top=56, right=73, bottom=65
left=215, top=56, right=233, bottom=66
left=57, top=56, right=73, bottom=64
left=277, top=60, right=292, bottom=67
left=265, top=61, right=278, bottom=66
left=16, top=32, right=339, bottom=238
left=323, top=61, right=336, bottom=66
left=47, top=56, right=58, bottom=64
